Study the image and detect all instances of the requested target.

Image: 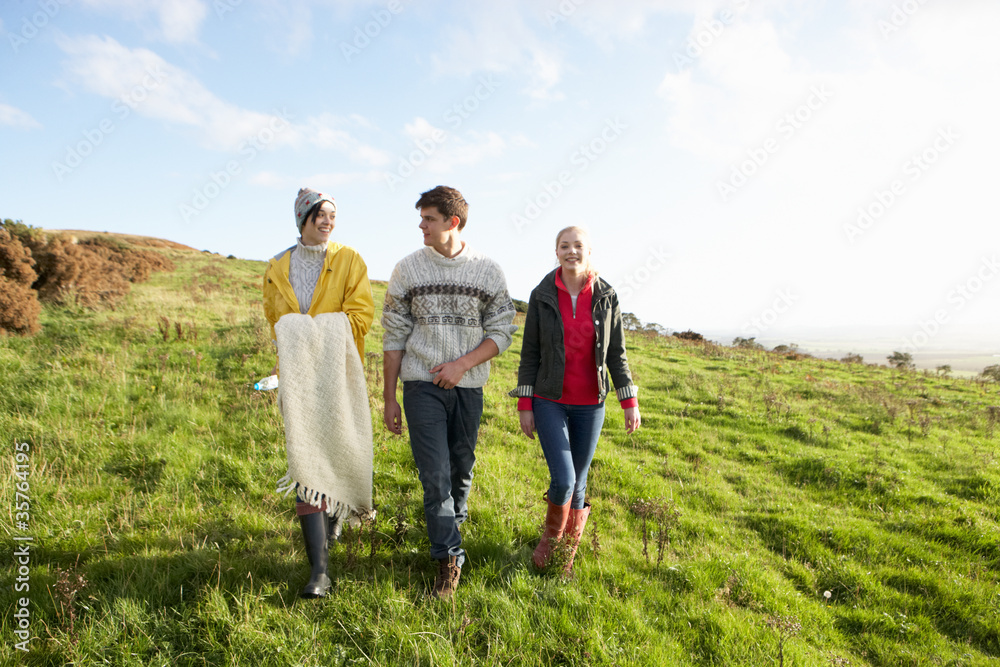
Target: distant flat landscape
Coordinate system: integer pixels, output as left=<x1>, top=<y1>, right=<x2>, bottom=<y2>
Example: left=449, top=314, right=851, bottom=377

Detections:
left=702, top=332, right=998, bottom=377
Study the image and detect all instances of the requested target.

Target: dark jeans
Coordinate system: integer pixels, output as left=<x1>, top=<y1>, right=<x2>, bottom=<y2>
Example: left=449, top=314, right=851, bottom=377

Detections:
left=403, top=380, right=483, bottom=568
left=533, top=397, right=606, bottom=509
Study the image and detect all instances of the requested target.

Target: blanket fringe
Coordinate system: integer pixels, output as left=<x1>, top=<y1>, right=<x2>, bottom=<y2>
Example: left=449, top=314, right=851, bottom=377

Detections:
left=275, top=471, right=375, bottom=522
left=276, top=473, right=297, bottom=497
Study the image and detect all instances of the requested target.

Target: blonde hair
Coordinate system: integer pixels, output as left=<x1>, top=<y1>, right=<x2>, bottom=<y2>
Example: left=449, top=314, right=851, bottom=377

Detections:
left=555, top=226, right=597, bottom=278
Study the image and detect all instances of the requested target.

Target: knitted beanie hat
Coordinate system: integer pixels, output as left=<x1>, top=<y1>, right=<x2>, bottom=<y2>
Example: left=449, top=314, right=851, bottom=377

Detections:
left=294, top=188, right=336, bottom=232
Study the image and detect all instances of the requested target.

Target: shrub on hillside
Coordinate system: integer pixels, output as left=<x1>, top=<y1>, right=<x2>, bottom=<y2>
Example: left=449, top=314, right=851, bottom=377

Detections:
left=15, top=231, right=175, bottom=308
left=0, top=219, right=177, bottom=331
left=2, top=218, right=43, bottom=246
left=78, top=236, right=175, bottom=284
left=29, top=234, right=132, bottom=307
left=0, top=226, right=38, bottom=286
left=674, top=329, right=704, bottom=342
left=0, top=277, right=42, bottom=335
left=0, top=227, right=42, bottom=334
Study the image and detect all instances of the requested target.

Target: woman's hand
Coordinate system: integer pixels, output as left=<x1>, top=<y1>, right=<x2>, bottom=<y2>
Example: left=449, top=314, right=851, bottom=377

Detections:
left=519, top=410, right=536, bottom=439
left=624, top=406, right=641, bottom=434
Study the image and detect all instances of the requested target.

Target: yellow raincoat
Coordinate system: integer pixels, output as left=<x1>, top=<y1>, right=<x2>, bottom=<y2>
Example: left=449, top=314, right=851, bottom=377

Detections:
left=262, top=242, right=374, bottom=362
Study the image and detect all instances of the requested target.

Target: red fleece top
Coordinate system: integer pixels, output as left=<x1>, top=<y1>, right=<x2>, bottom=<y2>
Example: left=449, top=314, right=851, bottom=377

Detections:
left=519, top=269, right=638, bottom=410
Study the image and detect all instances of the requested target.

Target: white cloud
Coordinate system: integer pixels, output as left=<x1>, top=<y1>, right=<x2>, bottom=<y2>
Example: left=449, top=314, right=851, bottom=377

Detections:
left=303, top=113, right=394, bottom=167
left=523, top=49, right=564, bottom=102
left=547, top=0, right=707, bottom=50
left=658, top=6, right=1000, bottom=180
left=248, top=171, right=288, bottom=187
left=56, top=35, right=390, bottom=166
left=58, top=34, right=284, bottom=150
left=250, top=170, right=386, bottom=189
left=157, top=0, right=208, bottom=42
left=430, top=6, right=565, bottom=101
left=399, top=117, right=507, bottom=173
left=658, top=19, right=806, bottom=162
left=300, top=171, right=388, bottom=187
left=80, top=0, right=208, bottom=43
left=0, top=103, right=42, bottom=130
left=491, top=171, right=530, bottom=183
left=253, top=0, right=313, bottom=57
left=652, top=2, right=1000, bottom=330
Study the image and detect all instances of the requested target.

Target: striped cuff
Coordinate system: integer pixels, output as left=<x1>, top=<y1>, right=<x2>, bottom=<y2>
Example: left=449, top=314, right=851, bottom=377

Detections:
left=508, top=384, right=534, bottom=398
left=616, top=384, right=638, bottom=402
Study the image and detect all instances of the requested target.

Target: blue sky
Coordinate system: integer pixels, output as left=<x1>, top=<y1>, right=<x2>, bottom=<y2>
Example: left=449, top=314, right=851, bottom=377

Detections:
left=2, top=0, right=998, bottom=358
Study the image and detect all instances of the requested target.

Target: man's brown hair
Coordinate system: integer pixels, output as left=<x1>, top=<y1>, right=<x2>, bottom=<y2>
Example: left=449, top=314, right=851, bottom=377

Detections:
left=415, top=186, right=469, bottom=231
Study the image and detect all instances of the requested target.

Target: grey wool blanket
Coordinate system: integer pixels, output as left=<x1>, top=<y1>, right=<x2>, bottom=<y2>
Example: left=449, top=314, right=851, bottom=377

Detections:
left=274, top=312, right=373, bottom=520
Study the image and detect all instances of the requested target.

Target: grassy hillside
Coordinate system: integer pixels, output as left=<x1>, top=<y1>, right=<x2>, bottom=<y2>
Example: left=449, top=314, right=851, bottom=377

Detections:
left=2, top=242, right=998, bottom=666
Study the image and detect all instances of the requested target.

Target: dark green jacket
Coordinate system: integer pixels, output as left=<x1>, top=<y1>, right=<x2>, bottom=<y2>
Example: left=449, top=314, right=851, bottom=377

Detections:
left=513, top=269, right=637, bottom=404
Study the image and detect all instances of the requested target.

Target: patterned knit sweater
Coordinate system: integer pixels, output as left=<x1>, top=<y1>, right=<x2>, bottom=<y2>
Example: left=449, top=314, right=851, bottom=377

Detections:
left=288, top=239, right=326, bottom=313
left=382, top=244, right=517, bottom=388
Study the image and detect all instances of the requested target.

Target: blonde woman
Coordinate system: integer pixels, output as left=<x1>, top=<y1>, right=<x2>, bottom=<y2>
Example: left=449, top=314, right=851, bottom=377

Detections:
left=513, top=226, right=640, bottom=572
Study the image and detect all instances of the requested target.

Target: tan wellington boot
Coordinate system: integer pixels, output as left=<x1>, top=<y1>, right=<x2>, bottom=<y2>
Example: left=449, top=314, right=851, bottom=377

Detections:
left=532, top=493, right=571, bottom=570
left=561, top=502, right=591, bottom=574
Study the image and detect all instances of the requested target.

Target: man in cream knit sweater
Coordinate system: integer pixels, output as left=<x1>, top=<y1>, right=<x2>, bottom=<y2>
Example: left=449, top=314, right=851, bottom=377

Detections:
left=382, top=185, right=517, bottom=599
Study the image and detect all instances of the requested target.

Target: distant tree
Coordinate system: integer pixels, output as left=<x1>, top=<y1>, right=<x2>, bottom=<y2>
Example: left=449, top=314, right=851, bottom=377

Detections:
left=936, top=365, right=952, bottom=378
left=887, top=351, right=915, bottom=371
left=980, top=365, right=1000, bottom=383
left=733, top=336, right=764, bottom=350
left=674, top=330, right=704, bottom=342
left=772, top=343, right=799, bottom=355
left=841, top=352, right=864, bottom=364
left=643, top=322, right=670, bottom=336
left=622, top=312, right=643, bottom=331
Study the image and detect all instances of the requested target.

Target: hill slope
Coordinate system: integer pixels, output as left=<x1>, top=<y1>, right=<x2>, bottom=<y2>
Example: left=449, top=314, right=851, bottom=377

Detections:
left=1, top=240, right=998, bottom=666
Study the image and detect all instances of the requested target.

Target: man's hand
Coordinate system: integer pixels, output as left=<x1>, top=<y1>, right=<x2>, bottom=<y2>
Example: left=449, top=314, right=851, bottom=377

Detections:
left=429, top=359, right=469, bottom=390
left=519, top=410, right=536, bottom=439
left=384, top=398, right=403, bottom=435
left=624, top=406, right=641, bottom=434
left=382, top=350, right=404, bottom=434
left=428, top=339, right=499, bottom=390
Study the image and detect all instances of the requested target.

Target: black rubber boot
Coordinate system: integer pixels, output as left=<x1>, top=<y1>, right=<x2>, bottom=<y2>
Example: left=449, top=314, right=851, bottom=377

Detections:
left=299, top=512, right=332, bottom=599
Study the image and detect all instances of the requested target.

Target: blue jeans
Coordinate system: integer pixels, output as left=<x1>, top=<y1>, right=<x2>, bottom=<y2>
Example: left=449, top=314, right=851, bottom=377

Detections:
left=533, top=398, right=605, bottom=509
left=403, top=381, right=483, bottom=568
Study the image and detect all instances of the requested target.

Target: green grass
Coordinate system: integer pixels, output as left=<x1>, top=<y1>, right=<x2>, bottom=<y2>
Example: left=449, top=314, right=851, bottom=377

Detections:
left=2, top=244, right=999, bottom=665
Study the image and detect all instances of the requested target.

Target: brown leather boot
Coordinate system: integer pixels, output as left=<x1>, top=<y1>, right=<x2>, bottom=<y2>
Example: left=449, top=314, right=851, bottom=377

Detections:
left=532, top=493, right=571, bottom=569
left=432, top=556, right=461, bottom=599
left=562, top=503, right=591, bottom=574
